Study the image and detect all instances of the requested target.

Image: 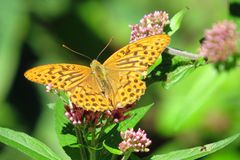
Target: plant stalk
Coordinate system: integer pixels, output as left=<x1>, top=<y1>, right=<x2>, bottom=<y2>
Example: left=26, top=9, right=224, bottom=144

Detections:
left=166, top=47, right=204, bottom=60
left=75, top=125, right=88, bottom=159
left=121, top=151, right=132, bottom=160
left=89, top=127, right=97, bottom=160
left=111, top=155, right=118, bottom=160
left=89, top=148, right=96, bottom=160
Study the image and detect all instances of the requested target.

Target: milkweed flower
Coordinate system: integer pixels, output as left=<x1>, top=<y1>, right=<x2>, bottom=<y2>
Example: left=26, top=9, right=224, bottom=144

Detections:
left=129, top=11, right=169, bottom=42
left=64, top=103, right=133, bottom=126
left=119, top=128, right=152, bottom=153
left=200, top=20, right=239, bottom=62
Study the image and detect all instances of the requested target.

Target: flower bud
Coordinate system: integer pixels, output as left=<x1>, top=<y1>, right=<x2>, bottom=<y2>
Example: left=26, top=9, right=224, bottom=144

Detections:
left=119, top=128, right=152, bottom=153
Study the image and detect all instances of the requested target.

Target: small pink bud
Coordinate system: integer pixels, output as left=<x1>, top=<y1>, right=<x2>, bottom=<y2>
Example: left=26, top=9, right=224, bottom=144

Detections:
left=69, top=117, right=74, bottom=121
left=65, top=112, right=70, bottom=117
left=73, top=120, right=77, bottom=125
left=45, top=84, right=52, bottom=92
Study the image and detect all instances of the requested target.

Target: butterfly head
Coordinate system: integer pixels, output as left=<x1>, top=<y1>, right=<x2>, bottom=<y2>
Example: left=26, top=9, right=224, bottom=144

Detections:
left=90, top=60, right=102, bottom=71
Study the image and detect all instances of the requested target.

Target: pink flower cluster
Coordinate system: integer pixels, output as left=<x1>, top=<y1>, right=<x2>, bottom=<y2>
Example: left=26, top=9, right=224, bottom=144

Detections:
left=119, top=128, right=152, bottom=153
left=64, top=103, right=133, bottom=126
left=129, top=11, right=169, bottom=42
left=200, top=20, right=239, bottom=62
left=65, top=104, right=101, bottom=126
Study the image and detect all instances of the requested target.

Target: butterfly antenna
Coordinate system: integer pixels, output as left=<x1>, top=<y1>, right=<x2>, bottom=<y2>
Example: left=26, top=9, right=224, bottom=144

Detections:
left=96, top=37, right=113, bottom=60
left=62, top=44, right=92, bottom=61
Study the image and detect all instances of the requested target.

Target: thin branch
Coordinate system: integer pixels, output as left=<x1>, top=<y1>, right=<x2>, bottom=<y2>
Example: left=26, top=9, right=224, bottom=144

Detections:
left=166, top=47, right=204, bottom=60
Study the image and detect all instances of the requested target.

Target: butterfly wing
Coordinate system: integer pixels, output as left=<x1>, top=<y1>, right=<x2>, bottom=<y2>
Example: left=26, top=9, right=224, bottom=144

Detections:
left=103, top=34, right=170, bottom=108
left=24, top=64, right=91, bottom=90
left=68, top=73, right=113, bottom=112
left=24, top=64, right=113, bottom=112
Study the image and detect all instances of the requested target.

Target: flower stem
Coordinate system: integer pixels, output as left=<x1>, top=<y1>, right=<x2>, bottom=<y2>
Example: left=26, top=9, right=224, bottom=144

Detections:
left=121, top=151, right=132, bottom=160
left=111, top=155, right=118, bottom=160
left=89, top=149, right=96, bottom=160
left=75, top=125, right=88, bottom=159
left=89, top=128, right=97, bottom=160
left=166, top=47, right=204, bottom=60
left=97, top=118, right=110, bottom=141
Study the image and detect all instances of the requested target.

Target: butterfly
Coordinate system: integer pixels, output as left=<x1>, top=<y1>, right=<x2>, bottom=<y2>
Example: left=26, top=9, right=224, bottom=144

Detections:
left=24, top=34, right=170, bottom=112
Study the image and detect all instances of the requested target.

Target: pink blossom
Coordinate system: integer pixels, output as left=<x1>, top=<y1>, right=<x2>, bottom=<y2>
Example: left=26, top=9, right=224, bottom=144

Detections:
left=119, top=128, right=152, bottom=153
left=129, top=11, right=169, bottom=42
left=200, top=20, right=239, bottom=62
left=64, top=103, right=134, bottom=126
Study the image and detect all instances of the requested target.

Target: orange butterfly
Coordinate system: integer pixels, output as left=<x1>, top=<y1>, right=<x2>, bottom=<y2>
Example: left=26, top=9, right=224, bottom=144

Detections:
left=24, top=34, right=170, bottom=112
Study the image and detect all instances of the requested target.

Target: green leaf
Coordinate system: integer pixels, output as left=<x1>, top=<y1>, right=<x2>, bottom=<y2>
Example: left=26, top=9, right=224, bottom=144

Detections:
left=100, top=124, right=119, bottom=142
left=118, top=102, right=153, bottom=131
left=163, top=64, right=195, bottom=89
left=103, top=141, right=122, bottom=155
left=54, top=99, right=79, bottom=160
left=54, top=99, right=77, bottom=147
left=150, top=133, right=240, bottom=160
left=147, top=52, right=206, bottom=88
left=147, top=56, right=162, bottom=75
left=168, top=7, right=189, bottom=36
left=0, top=127, right=63, bottom=160
left=158, top=65, right=230, bottom=134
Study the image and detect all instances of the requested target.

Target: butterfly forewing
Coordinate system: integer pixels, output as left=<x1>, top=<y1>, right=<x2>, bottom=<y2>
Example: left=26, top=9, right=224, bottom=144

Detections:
left=103, top=34, right=170, bottom=71
left=24, top=64, right=113, bottom=111
left=103, top=34, right=170, bottom=108
left=24, top=64, right=91, bottom=90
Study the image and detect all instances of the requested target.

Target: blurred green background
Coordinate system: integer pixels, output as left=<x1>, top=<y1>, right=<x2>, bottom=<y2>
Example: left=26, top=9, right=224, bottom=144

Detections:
left=0, top=0, right=239, bottom=159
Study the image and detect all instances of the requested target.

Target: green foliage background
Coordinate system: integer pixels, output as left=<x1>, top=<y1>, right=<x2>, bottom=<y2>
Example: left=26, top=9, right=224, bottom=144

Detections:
left=0, top=0, right=239, bottom=159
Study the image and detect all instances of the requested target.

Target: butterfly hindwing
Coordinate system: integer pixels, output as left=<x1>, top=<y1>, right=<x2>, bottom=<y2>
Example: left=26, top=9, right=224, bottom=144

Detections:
left=68, top=74, right=113, bottom=112
left=106, top=71, right=146, bottom=108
